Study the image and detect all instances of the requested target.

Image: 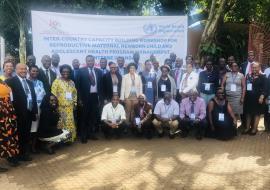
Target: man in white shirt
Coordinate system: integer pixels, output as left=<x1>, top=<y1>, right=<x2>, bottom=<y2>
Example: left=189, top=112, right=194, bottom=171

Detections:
left=101, top=94, right=126, bottom=139
left=153, top=92, right=179, bottom=138
left=51, top=53, right=61, bottom=77
left=241, top=51, right=255, bottom=76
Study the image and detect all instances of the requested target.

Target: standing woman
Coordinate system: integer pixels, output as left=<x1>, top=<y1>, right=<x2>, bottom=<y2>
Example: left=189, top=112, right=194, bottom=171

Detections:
left=243, top=62, right=267, bottom=135
left=221, top=62, right=246, bottom=121
left=140, top=60, right=156, bottom=105
left=0, top=79, right=20, bottom=171
left=0, top=60, right=14, bottom=81
left=28, top=65, right=46, bottom=152
left=51, top=64, right=77, bottom=142
left=120, top=63, right=143, bottom=125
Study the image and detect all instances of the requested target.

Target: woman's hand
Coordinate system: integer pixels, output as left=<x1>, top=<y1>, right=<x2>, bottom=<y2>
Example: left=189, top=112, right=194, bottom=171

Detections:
left=240, top=97, right=244, bottom=105
left=259, top=96, right=264, bottom=104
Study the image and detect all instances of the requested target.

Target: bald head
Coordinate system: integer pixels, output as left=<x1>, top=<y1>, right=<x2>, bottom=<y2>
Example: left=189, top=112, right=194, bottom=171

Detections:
left=16, top=63, right=28, bottom=78
left=41, top=55, right=51, bottom=69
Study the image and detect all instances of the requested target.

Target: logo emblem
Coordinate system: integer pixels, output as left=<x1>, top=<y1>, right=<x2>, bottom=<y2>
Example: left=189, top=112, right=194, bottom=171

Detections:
left=143, top=24, right=157, bottom=35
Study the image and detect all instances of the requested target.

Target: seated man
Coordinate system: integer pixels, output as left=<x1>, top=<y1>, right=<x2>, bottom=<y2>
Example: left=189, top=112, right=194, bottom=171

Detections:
left=101, top=94, right=126, bottom=139
left=133, top=94, right=153, bottom=139
left=153, top=92, right=179, bottom=138
left=180, top=90, right=207, bottom=140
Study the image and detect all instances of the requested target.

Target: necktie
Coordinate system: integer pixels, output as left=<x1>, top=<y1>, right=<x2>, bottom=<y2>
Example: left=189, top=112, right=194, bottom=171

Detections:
left=191, top=101, right=195, bottom=114
left=46, top=69, right=50, bottom=84
left=175, top=69, right=179, bottom=80
left=22, top=79, right=32, bottom=111
left=89, top=69, right=96, bottom=86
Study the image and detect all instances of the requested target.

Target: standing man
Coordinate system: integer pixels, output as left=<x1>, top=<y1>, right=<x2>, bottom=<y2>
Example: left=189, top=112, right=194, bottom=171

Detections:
left=117, top=56, right=127, bottom=76
left=37, top=55, right=57, bottom=94
left=71, top=59, right=80, bottom=85
left=170, top=58, right=184, bottom=102
left=26, top=55, right=36, bottom=68
left=6, top=64, right=38, bottom=161
left=241, top=51, right=255, bottom=76
left=153, top=92, right=179, bottom=138
left=133, top=52, right=143, bottom=73
left=100, top=58, right=109, bottom=75
left=169, top=52, right=177, bottom=70
left=51, top=53, right=61, bottom=77
left=77, top=55, right=103, bottom=143
left=197, top=59, right=219, bottom=104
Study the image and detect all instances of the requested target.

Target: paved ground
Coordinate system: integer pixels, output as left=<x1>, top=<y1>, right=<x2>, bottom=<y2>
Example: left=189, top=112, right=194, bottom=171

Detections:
left=1, top=123, right=270, bottom=190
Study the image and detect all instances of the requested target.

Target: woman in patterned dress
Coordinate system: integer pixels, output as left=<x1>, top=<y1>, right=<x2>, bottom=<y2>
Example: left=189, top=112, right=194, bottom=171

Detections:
left=51, top=64, right=77, bottom=142
left=0, top=79, right=20, bottom=172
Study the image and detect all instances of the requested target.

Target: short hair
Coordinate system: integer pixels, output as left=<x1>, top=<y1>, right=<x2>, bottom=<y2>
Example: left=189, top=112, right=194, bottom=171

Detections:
left=2, top=61, right=14, bottom=69
left=60, top=64, right=72, bottom=74
left=108, top=61, right=116, bottom=66
left=29, top=65, right=39, bottom=71
left=186, top=55, right=193, bottom=60
left=144, top=59, right=151, bottom=65
left=86, top=55, right=95, bottom=60
left=127, top=62, right=137, bottom=71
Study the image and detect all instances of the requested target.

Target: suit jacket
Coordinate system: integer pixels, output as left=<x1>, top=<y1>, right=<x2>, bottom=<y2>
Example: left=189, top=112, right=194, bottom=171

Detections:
left=120, top=73, right=143, bottom=100
left=117, top=67, right=128, bottom=76
left=103, top=72, right=122, bottom=101
left=240, top=61, right=248, bottom=75
left=77, top=67, right=103, bottom=104
left=179, top=71, right=199, bottom=94
left=37, top=68, right=57, bottom=94
left=6, top=76, right=38, bottom=119
left=70, top=69, right=79, bottom=88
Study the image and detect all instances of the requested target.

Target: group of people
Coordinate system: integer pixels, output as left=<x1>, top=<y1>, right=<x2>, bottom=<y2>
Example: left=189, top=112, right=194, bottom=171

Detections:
left=0, top=50, right=269, bottom=172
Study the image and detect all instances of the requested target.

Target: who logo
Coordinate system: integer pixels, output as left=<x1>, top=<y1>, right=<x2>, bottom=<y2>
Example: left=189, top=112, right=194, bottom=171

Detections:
left=49, top=20, right=61, bottom=30
left=143, top=24, right=158, bottom=35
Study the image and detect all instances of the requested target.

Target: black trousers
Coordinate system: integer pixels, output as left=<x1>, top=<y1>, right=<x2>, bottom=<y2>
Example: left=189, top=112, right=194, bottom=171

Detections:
left=264, top=105, right=270, bottom=131
left=80, top=93, right=99, bottom=141
left=180, top=119, right=207, bottom=137
left=17, top=111, right=32, bottom=156
left=132, top=119, right=154, bottom=137
left=102, top=122, right=125, bottom=138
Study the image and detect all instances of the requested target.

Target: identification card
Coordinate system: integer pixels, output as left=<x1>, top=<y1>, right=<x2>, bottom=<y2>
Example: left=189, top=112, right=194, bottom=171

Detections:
left=135, top=117, right=141, bottom=125
left=65, top=92, right=72, bottom=100
left=205, top=83, right=211, bottom=91
left=10, top=92, right=13, bottom=102
left=113, top=85, right=118, bottom=93
left=190, top=113, right=196, bottom=120
left=230, top=84, right=237, bottom=92
left=161, top=84, right=166, bottom=92
left=218, top=113, right=225, bottom=121
left=247, top=83, right=252, bottom=91
left=147, top=81, right=153, bottom=88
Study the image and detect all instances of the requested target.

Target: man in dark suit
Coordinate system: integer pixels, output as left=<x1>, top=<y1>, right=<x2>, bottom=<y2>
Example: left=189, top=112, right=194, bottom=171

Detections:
left=241, top=51, right=255, bottom=76
left=117, top=56, right=127, bottom=76
left=6, top=63, right=38, bottom=161
left=77, top=55, right=103, bottom=143
left=37, top=55, right=57, bottom=94
left=100, top=58, right=109, bottom=76
left=71, top=58, right=80, bottom=86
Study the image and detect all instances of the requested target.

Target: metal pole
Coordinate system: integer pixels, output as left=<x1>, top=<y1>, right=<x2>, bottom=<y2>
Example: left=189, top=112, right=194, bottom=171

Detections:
left=0, top=36, right=5, bottom=70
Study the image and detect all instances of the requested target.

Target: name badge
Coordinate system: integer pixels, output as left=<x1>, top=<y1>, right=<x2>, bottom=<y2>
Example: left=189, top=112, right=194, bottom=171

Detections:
left=113, top=85, right=118, bottom=93
left=190, top=113, right=196, bottom=120
left=218, top=113, right=225, bottom=121
left=161, top=84, right=166, bottom=92
left=135, top=117, right=141, bottom=125
left=147, top=81, right=153, bottom=88
left=10, top=91, right=13, bottom=102
left=230, top=84, right=237, bottom=92
left=247, top=83, right=252, bottom=91
left=205, top=83, right=211, bottom=91
left=65, top=92, right=72, bottom=100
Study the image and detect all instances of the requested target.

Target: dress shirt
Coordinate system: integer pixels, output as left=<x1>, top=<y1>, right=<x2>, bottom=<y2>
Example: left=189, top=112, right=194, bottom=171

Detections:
left=52, top=66, right=61, bottom=77
left=17, top=75, right=31, bottom=96
left=101, top=103, right=126, bottom=121
left=245, top=61, right=254, bottom=76
left=180, top=97, right=206, bottom=120
left=179, top=71, right=199, bottom=94
left=154, top=99, right=179, bottom=119
left=42, top=67, right=51, bottom=85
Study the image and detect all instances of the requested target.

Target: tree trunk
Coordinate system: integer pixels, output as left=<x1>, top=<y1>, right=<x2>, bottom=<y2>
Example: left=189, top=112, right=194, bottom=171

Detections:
left=19, top=21, right=26, bottom=64
left=197, top=0, right=228, bottom=59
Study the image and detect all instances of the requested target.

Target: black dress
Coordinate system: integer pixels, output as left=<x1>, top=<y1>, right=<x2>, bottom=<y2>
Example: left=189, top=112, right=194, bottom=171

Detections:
left=245, top=74, right=267, bottom=115
left=211, top=99, right=236, bottom=140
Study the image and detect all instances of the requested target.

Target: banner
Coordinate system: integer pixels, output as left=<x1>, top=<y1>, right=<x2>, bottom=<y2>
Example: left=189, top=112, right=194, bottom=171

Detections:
left=32, top=11, right=188, bottom=67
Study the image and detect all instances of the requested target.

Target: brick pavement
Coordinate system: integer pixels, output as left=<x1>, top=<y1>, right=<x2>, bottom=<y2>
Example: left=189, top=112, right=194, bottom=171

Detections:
left=1, top=127, right=270, bottom=190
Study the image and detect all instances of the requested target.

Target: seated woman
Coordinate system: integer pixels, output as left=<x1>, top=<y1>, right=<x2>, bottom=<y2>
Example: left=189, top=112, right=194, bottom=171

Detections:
left=207, top=88, right=237, bottom=140
left=38, top=93, right=71, bottom=154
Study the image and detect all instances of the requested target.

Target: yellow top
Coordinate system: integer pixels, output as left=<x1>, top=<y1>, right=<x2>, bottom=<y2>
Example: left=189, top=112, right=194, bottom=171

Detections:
left=0, top=82, right=11, bottom=98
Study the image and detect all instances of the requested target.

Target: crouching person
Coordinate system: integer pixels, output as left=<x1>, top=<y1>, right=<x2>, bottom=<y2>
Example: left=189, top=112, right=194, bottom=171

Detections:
left=133, top=94, right=154, bottom=139
left=153, top=92, right=179, bottom=139
left=180, top=90, right=207, bottom=140
left=38, top=94, right=71, bottom=154
left=101, top=94, right=126, bottom=139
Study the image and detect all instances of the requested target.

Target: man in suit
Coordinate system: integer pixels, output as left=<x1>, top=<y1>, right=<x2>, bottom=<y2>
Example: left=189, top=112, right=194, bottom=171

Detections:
left=100, top=58, right=109, bottom=75
left=241, top=51, right=255, bottom=76
left=170, top=58, right=184, bottom=102
left=51, top=53, right=61, bottom=77
left=26, top=55, right=36, bottom=68
left=71, top=58, right=80, bottom=85
left=117, top=56, right=127, bottom=76
left=6, top=63, right=38, bottom=161
left=37, top=55, right=57, bottom=94
left=77, top=55, right=103, bottom=143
